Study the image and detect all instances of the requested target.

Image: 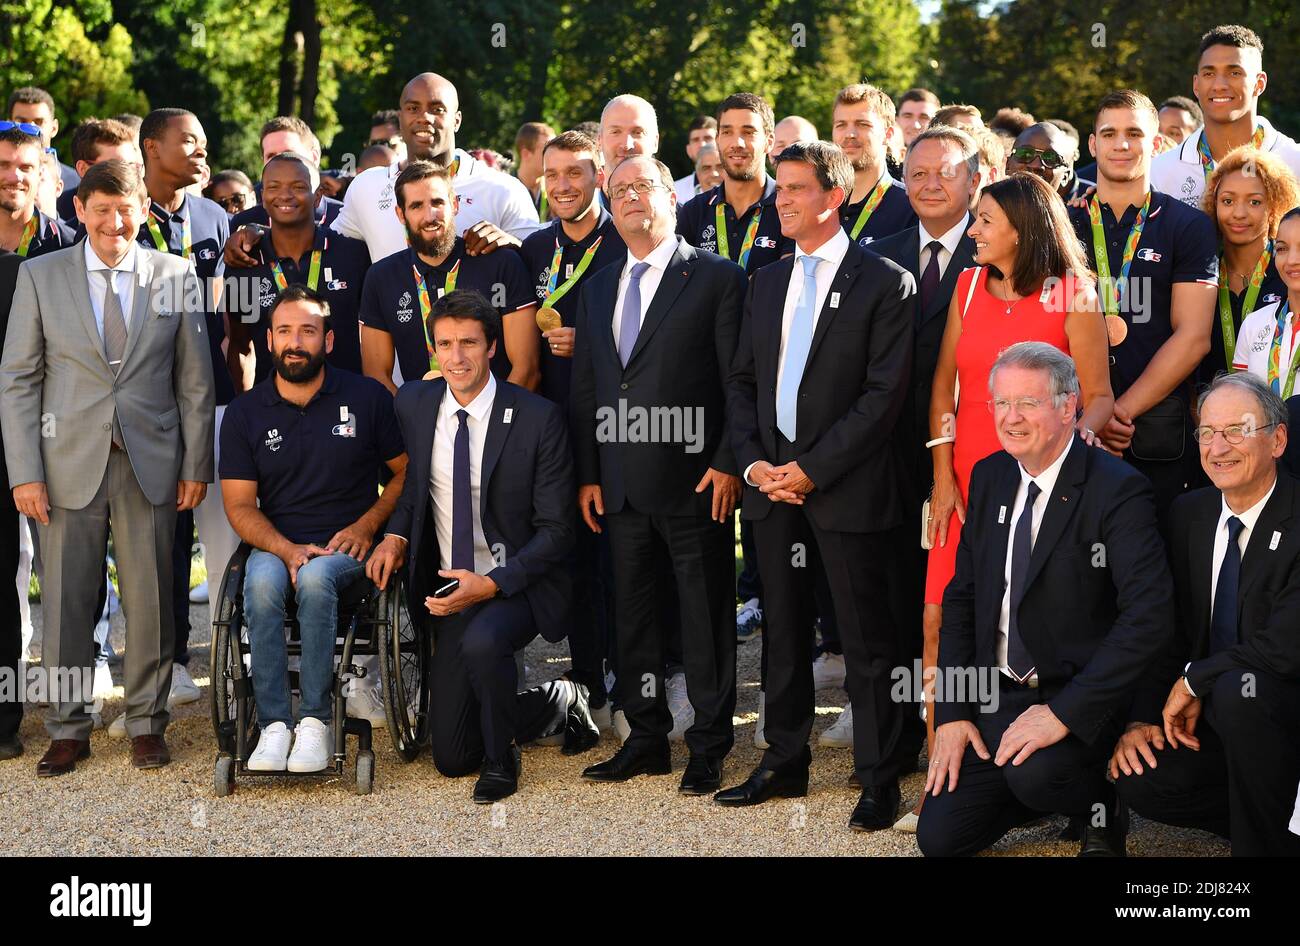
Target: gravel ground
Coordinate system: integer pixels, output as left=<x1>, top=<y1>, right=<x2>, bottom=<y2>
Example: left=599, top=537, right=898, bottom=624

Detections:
left=1, top=602, right=1229, bottom=857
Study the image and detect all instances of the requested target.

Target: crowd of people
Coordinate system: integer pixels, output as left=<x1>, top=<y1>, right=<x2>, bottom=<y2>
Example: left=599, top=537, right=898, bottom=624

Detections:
left=1, top=21, right=1298, bottom=857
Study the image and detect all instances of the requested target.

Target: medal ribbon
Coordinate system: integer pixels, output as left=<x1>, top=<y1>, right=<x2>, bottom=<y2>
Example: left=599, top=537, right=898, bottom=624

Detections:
left=1267, top=301, right=1300, bottom=399
left=849, top=176, right=891, bottom=240
left=1217, top=240, right=1271, bottom=370
left=270, top=240, right=326, bottom=292
left=146, top=209, right=192, bottom=259
left=1198, top=124, right=1268, bottom=181
left=412, top=258, right=461, bottom=372
left=15, top=214, right=38, bottom=257
left=544, top=235, right=604, bottom=307
left=1088, top=191, right=1151, bottom=319
left=715, top=201, right=763, bottom=269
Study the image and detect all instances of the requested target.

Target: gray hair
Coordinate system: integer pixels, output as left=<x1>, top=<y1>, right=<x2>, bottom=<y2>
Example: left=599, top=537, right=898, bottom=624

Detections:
left=988, top=341, right=1080, bottom=404
left=905, top=125, right=980, bottom=181
left=1197, top=372, right=1288, bottom=430
left=693, top=142, right=719, bottom=170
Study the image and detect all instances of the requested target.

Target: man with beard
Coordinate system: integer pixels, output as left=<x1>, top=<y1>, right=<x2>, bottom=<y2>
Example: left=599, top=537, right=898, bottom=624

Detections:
left=831, top=84, right=917, bottom=247
left=219, top=285, right=409, bottom=774
left=677, top=93, right=791, bottom=276
left=358, top=161, right=539, bottom=394
left=0, top=124, right=75, bottom=257
left=224, top=73, right=539, bottom=269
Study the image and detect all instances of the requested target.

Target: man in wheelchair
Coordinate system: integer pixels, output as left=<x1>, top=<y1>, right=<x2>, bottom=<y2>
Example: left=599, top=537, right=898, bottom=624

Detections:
left=220, top=285, right=408, bottom=772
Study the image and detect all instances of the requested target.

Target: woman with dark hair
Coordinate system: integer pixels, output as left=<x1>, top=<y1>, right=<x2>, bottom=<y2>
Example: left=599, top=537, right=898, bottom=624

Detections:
left=1200, top=146, right=1298, bottom=382
left=898, top=172, right=1113, bottom=830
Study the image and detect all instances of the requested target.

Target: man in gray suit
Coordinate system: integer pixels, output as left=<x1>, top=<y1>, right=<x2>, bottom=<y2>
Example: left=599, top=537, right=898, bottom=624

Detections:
left=0, top=159, right=214, bottom=775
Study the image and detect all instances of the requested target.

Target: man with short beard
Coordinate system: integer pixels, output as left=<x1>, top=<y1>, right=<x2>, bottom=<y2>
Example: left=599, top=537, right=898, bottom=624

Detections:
left=0, top=125, right=75, bottom=257
left=676, top=92, right=791, bottom=276
left=831, top=84, right=917, bottom=247
left=219, top=286, right=409, bottom=774
left=358, top=161, right=539, bottom=394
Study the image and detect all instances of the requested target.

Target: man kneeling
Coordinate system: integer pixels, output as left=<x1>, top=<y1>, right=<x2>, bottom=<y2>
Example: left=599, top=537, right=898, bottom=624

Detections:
left=917, top=343, right=1172, bottom=857
left=220, top=285, right=408, bottom=772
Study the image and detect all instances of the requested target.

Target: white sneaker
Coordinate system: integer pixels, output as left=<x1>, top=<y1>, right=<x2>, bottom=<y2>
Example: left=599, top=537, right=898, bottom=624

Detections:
left=188, top=581, right=209, bottom=604
left=812, top=651, right=846, bottom=690
left=818, top=703, right=853, bottom=747
left=753, top=690, right=769, bottom=749
left=108, top=714, right=127, bottom=739
left=666, top=672, right=694, bottom=743
left=287, top=717, right=331, bottom=772
left=168, top=663, right=201, bottom=707
left=92, top=663, right=115, bottom=700
left=248, top=721, right=292, bottom=771
left=346, top=682, right=388, bottom=728
left=612, top=709, right=630, bottom=744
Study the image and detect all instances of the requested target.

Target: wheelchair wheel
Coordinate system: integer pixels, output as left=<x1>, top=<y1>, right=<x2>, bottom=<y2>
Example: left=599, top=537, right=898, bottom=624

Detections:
left=354, top=749, right=374, bottom=795
left=210, top=552, right=259, bottom=755
left=375, top=576, right=430, bottom=761
left=213, top=755, right=235, bottom=797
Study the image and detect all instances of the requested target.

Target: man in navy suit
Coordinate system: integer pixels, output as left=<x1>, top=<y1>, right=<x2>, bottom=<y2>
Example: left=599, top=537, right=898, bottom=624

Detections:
left=368, top=289, right=598, bottom=803
left=718, top=140, right=915, bottom=830
left=570, top=154, right=746, bottom=794
left=918, top=342, right=1173, bottom=857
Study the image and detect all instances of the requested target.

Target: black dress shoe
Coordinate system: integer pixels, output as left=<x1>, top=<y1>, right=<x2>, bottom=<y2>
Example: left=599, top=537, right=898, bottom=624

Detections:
left=713, top=765, right=808, bottom=807
left=581, top=743, right=671, bottom=782
left=679, top=755, right=722, bottom=795
left=37, top=739, right=90, bottom=777
left=0, top=734, right=22, bottom=761
left=561, top=682, right=601, bottom=756
left=849, top=781, right=901, bottom=831
left=1079, top=803, right=1128, bottom=857
left=473, top=747, right=521, bottom=804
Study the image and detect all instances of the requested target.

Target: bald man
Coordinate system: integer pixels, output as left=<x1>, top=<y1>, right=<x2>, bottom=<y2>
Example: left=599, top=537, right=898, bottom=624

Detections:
left=771, top=115, right=819, bottom=159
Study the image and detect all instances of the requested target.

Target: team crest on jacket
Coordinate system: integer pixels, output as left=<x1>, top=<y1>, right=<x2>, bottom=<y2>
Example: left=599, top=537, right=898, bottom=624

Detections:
left=265, top=428, right=282, bottom=452
left=1136, top=248, right=1162, bottom=262
left=258, top=278, right=276, bottom=309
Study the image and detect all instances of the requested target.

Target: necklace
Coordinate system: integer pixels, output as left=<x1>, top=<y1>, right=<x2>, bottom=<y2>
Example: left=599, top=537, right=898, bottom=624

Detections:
left=996, top=278, right=1024, bottom=315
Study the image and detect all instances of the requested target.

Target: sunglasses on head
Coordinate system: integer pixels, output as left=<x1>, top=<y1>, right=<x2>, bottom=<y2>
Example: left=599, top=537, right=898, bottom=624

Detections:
left=0, top=120, right=42, bottom=137
left=1009, top=146, right=1067, bottom=169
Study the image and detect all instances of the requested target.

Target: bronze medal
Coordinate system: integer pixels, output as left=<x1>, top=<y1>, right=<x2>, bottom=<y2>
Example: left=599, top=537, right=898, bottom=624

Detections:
left=1105, top=314, right=1128, bottom=346
left=536, top=306, right=563, bottom=333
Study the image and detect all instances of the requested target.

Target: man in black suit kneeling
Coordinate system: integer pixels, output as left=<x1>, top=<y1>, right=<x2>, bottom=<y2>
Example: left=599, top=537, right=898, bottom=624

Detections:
left=918, top=342, right=1173, bottom=857
left=1114, top=372, right=1300, bottom=857
left=368, top=290, right=599, bottom=804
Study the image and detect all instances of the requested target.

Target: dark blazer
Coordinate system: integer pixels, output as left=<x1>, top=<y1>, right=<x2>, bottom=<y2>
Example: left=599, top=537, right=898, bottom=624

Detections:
left=570, top=235, right=745, bottom=517
left=935, top=436, right=1174, bottom=746
left=871, top=222, right=976, bottom=498
left=0, top=251, right=19, bottom=489
left=386, top=378, right=575, bottom=642
left=727, top=239, right=914, bottom=533
left=1132, top=472, right=1300, bottom=721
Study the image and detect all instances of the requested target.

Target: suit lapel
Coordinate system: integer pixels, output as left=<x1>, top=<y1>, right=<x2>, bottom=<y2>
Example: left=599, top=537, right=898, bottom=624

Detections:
left=65, top=249, right=112, bottom=372
left=593, top=264, right=621, bottom=365
left=1187, top=510, right=1217, bottom=654
left=925, top=233, right=975, bottom=326
left=626, top=237, right=692, bottom=367
left=761, top=256, right=796, bottom=387
left=479, top=382, right=516, bottom=520
left=806, top=247, right=864, bottom=364
left=1238, top=474, right=1297, bottom=614
left=120, top=251, right=155, bottom=369
left=984, top=459, right=1021, bottom=629
left=1022, top=437, right=1085, bottom=595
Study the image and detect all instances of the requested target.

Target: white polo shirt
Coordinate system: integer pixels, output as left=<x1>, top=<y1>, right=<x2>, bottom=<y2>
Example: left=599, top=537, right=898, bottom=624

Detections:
left=331, top=148, right=543, bottom=261
left=1231, top=299, right=1300, bottom=394
left=1151, top=116, right=1300, bottom=210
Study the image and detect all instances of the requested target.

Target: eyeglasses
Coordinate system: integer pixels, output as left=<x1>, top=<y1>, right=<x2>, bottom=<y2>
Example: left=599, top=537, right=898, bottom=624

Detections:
left=367, top=136, right=401, bottom=149
left=987, top=396, right=1056, bottom=414
left=1193, top=422, right=1277, bottom=445
left=1009, top=146, right=1067, bottom=169
left=0, top=121, right=42, bottom=137
left=609, top=179, right=668, bottom=201
left=213, top=193, right=251, bottom=212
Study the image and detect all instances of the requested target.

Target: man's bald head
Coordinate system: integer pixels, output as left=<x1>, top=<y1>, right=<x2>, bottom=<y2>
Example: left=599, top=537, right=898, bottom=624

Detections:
left=772, top=115, right=819, bottom=158
left=398, top=73, right=462, bottom=162
left=598, top=94, right=659, bottom=171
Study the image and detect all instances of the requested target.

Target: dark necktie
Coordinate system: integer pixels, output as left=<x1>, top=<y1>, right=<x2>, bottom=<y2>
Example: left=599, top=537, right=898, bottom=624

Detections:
left=618, top=261, right=650, bottom=366
left=451, top=408, right=474, bottom=571
left=1006, top=480, right=1041, bottom=682
left=919, top=240, right=943, bottom=315
left=1210, top=516, right=1245, bottom=655
left=102, top=271, right=128, bottom=449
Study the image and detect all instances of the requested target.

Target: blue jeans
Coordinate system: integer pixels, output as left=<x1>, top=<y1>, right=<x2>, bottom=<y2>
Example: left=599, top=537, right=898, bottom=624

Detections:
left=243, top=549, right=365, bottom=727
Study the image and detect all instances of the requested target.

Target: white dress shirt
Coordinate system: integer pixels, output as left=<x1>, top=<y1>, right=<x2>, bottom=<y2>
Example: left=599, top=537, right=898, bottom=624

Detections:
left=84, top=239, right=139, bottom=342
left=996, top=435, right=1074, bottom=676
left=1209, top=476, right=1276, bottom=613
left=742, top=228, right=850, bottom=486
left=918, top=213, right=969, bottom=283
left=610, top=234, right=680, bottom=342
left=430, top=373, right=497, bottom=574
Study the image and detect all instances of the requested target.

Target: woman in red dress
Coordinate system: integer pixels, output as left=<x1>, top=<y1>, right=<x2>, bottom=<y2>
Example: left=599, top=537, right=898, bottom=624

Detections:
left=904, top=174, right=1113, bottom=827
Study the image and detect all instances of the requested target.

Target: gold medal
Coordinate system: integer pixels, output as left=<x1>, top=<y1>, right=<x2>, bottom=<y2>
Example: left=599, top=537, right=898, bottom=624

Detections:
left=1105, top=314, right=1128, bottom=346
left=536, top=306, right=563, bottom=333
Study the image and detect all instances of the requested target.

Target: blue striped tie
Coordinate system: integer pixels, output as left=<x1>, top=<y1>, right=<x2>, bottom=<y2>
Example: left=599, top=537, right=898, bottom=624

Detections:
left=777, top=254, right=821, bottom=442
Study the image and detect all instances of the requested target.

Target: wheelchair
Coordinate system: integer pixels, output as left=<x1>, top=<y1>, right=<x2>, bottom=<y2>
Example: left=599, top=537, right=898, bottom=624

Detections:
left=209, top=543, right=431, bottom=796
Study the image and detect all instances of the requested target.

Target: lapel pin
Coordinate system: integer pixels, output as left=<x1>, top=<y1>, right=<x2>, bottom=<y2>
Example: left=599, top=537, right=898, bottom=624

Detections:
left=503, top=408, right=514, bottom=424
left=339, top=405, right=348, bottom=422
left=998, top=505, right=1007, bottom=524
left=1271, top=530, right=1281, bottom=550
left=830, top=292, right=841, bottom=309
